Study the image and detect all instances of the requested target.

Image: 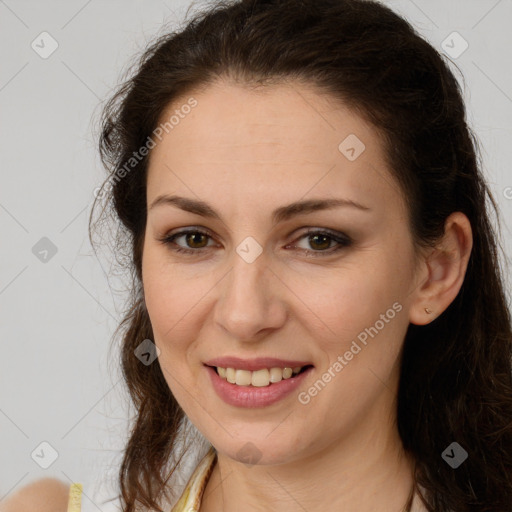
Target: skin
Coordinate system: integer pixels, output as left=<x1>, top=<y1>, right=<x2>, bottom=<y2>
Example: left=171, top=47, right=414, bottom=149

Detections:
left=4, top=80, right=472, bottom=511
left=0, top=478, right=69, bottom=512
left=141, top=78, right=473, bottom=512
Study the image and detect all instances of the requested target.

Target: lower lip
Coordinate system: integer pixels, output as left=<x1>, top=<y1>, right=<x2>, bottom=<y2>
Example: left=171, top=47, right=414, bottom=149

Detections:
left=205, top=365, right=313, bottom=408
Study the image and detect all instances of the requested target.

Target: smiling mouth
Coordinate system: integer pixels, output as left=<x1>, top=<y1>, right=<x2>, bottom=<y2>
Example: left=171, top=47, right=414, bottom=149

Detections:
left=207, top=364, right=314, bottom=387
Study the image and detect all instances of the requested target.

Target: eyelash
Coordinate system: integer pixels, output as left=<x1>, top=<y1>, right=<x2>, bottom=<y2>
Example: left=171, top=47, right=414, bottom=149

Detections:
left=157, top=227, right=353, bottom=257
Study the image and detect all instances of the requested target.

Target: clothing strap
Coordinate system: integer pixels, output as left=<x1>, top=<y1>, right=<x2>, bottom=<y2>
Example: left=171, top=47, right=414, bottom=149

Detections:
left=67, top=483, right=83, bottom=512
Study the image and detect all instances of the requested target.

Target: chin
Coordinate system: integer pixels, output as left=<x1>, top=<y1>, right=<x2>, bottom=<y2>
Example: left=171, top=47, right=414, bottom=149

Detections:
left=212, top=433, right=306, bottom=467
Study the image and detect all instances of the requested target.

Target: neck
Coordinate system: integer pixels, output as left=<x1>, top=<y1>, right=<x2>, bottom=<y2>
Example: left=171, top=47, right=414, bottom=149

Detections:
left=200, top=396, right=418, bottom=512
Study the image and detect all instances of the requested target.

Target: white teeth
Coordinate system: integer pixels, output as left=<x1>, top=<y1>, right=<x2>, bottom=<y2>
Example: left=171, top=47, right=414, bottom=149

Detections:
left=251, top=368, right=269, bottom=387
left=235, top=369, right=252, bottom=386
left=269, top=367, right=283, bottom=383
left=226, top=367, right=236, bottom=383
left=215, top=366, right=306, bottom=387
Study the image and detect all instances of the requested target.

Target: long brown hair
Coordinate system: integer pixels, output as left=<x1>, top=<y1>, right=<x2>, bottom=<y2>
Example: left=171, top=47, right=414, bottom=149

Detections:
left=90, top=1, right=512, bottom=510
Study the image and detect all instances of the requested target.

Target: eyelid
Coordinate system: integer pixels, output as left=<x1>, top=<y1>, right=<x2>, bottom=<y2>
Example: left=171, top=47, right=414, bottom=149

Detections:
left=158, top=226, right=352, bottom=256
left=161, top=227, right=217, bottom=249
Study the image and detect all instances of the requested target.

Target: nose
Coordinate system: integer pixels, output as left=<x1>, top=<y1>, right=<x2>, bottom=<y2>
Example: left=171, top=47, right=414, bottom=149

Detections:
left=213, top=247, right=287, bottom=342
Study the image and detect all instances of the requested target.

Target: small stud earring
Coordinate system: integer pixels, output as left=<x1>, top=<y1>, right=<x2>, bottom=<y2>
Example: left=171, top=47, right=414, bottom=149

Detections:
left=424, top=308, right=432, bottom=314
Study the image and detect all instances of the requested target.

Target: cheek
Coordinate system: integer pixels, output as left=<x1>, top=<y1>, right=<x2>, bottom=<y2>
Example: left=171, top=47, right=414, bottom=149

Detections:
left=142, top=243, right=197, bottom=318
left=142, top=252, right=197, bottom=355
left=295, top=264, right=398, bottom=331
left=290, top=253, right=410, bottom=366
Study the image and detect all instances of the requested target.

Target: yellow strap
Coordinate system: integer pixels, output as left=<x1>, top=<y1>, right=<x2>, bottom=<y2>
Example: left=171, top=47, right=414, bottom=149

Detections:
left=67, top=483, right=83, bottom=512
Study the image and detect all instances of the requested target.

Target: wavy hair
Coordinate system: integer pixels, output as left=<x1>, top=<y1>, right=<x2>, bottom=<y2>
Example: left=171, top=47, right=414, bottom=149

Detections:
left=90, top=0, right=512, bottom=510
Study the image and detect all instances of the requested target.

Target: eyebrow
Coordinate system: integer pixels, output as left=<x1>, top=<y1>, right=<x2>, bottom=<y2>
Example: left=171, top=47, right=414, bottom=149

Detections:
left=148, top=194, right=371, bottom=224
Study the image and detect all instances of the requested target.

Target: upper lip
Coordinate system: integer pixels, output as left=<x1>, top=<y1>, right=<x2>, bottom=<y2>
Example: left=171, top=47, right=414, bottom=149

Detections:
left=204, top=357, right=313, bottom=371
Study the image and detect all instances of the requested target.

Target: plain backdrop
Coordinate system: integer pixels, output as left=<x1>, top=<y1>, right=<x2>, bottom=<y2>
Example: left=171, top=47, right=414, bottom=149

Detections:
left=1, top=0, right=511, bottom=506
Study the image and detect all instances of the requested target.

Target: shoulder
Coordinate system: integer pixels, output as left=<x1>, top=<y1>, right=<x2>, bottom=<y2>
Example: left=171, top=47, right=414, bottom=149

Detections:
left=0, top=478, right=70, bottom=512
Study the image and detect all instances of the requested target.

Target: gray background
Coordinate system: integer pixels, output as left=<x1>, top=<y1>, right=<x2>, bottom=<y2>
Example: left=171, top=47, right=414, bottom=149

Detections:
left=1, top=0, right=511, bottom=506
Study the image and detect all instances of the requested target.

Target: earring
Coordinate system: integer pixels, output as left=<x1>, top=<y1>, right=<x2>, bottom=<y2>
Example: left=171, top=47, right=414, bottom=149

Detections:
left=424, top=307, right=432, bottom=314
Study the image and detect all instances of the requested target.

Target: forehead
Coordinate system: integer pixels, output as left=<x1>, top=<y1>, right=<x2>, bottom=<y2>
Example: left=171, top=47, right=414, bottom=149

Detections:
left=152, top=80, right=371, bottom=159
left=146, top=79, right=406, bottom=219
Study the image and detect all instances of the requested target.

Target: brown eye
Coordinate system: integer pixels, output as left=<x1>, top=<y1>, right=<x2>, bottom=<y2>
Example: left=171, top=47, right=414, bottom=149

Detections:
left=307, top=233, right=332, bottom=251
left=185, top=232, right=209, bottom=248
left=159, top=228, right=215, bottom=254
left=292, top=229, right=353, bottom=256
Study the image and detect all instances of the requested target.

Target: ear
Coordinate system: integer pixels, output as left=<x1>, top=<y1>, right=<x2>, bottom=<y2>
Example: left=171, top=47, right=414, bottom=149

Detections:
left=409, top=212, right=473, bottom=326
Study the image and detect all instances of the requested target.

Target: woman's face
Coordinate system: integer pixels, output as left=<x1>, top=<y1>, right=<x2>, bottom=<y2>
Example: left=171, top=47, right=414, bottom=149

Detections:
left=142, top=79, right=423, bottom=465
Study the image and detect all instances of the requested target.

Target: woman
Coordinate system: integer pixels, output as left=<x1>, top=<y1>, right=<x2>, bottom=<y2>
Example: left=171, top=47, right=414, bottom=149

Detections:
left=5, top=0, right=511, bottom=511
